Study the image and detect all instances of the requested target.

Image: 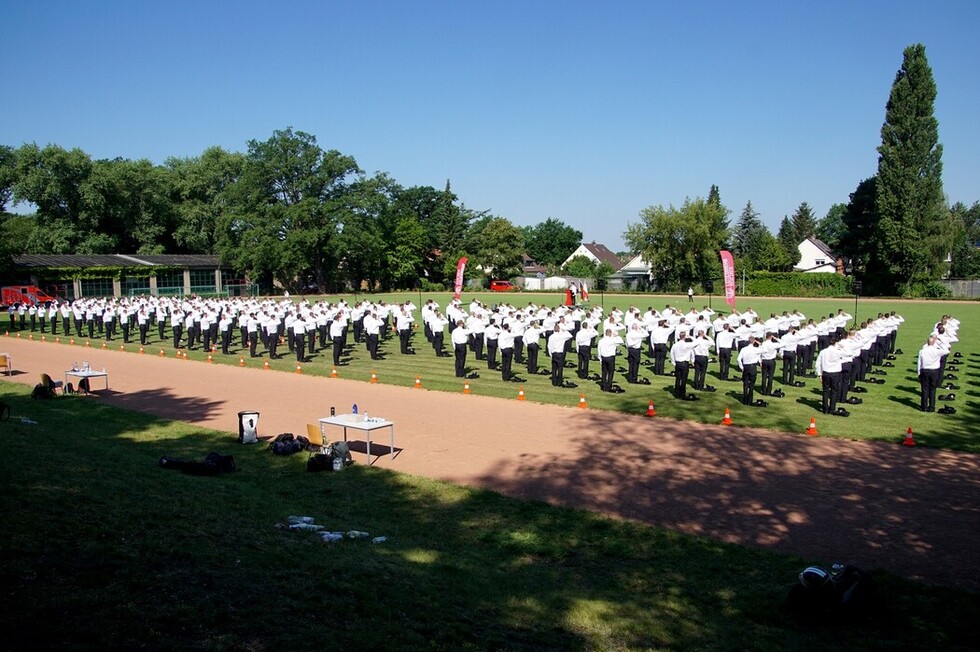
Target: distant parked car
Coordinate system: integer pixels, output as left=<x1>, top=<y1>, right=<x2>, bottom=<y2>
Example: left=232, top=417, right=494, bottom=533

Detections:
left=489, top=280, right=518, bottom=292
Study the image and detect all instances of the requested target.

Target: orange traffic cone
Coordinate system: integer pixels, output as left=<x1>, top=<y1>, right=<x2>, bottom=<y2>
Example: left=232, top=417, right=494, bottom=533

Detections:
left=295, top=362, right=303, bottom=374
left=101, top=341, right=106, bottom=349
left=370, top=370, right=377, bottom=384
left=414, top=375, right=422, bottom=389
left=138, top=346, right=144, bottom=354
left=207, top=353, right=214, bottom=363
left=722, top=407, right=733, bottom=426
left=85, top=340, right=91, bottom=347
left=578, top=393, right=587, bottom=409
left=463, top=380, right=471, bottom=394
left=239, top=356, right=246, bottom=367
left=159, top=348, right=165, bottom=357
left=183, top=351, right=189, bottom=360
left=41, top=335, right=46, bottom=342
left=175, top=349, right=182, bottom=358
left=70, top=338, right=75, bottom=345
left=806, top=417, right=818, bottom=436
left=517, top=385, right=526, bottom=401
left=55, top=337, right=61, bottom=344
left=903, top=426, right=916, bottom=447
left=29, top=334, right=34, bottom=341
left=646, top=400, right=656, bottom=417
left=119, top=344, right=125, bottom=351
left=330, top=366, right=338, bottom=378
left=263, top=359, right=270, bottom=370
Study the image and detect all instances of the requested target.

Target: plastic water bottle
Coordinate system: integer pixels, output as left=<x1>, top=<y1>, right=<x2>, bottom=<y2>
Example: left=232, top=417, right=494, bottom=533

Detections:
left=352, top=403, right=358, bottom=415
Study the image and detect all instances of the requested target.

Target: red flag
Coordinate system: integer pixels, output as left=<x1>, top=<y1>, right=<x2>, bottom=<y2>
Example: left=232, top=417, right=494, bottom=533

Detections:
left=719, top=250, right=736, bottom=309
left=453, top=257, right=468, bottom=300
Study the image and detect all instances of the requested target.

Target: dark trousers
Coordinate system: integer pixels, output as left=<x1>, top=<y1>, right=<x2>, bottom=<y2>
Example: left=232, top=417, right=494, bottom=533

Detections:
left=526, top=343, right=540, bottom=375
left=221, top=329, right=232, bottom=354
left=822, top=371, right=841, bottom=414
left=432, top=332, right=445, bottom=356
left=782, top=353, right=796, bottom=384
left=249, top=331, right=258, bottom=357
left=577, top=345, right=591, bottom=378
left=333, top=336, right=345, bottom=365
left=367, top=333, right=379, bottom=359
left=653, top=343, right=668, bottom=375
left=600, top=356, right=615, bottom=391
left=627, top=347, right=641, bottom=382
left=399, top=329, right=411, bottom=354
left=486, top=340, right=498, bottom=368
left=292, top=333, right=305, bottom=362
left=839, top=362, right=853, bottom=403
left=761, top=358, right=776, bottom=395
left=139, top=324, right=149, bottom=345
left=674, top=361, right=690, bottom=399
left=454, top=343, right=468, bottom=377
left=551, top=351, right=566, bottom=386
left=172, top=325, right=183, bottom=349
left=718, top=348, right=732, bottom=380
left=742, top=363, right=758, bottom=405
left=693, top=355, right=708, bottom=390
left=919, top=368, right=940, bottom=411
left=500, top=347, right=514, bottom=381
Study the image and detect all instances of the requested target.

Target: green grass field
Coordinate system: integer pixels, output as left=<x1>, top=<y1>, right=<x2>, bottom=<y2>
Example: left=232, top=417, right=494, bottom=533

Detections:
left=24, top=291, right=974, bottom=452
left=1, top=385, right=977, bottom=650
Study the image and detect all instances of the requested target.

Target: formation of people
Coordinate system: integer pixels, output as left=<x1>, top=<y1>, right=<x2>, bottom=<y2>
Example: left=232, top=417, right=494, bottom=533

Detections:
left=6, top=294, right=925, bottom=416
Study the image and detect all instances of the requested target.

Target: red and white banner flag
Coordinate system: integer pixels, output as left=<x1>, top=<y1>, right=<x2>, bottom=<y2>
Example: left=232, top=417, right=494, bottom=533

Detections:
left=580, top=281, right=589, bottom=301
left=453, top=257, right=468, bottom=300
left=719, top=250, right=736, bottom=309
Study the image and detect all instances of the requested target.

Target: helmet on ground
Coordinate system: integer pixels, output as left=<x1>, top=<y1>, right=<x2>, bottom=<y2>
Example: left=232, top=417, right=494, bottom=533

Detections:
left=799, top=566, right=831, bottom=590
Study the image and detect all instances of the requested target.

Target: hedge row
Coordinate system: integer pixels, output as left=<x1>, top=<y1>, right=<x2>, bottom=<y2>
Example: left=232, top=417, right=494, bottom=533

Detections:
left=743, top=272, right=854, bottom=297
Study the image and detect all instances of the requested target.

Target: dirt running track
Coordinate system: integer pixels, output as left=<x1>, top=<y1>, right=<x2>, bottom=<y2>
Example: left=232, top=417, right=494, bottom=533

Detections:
left=5, top=337, right=980, bottom=592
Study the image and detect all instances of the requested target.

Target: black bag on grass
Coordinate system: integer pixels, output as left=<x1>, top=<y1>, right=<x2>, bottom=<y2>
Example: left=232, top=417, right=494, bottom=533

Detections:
left=307, top=453, right=333, bottom=472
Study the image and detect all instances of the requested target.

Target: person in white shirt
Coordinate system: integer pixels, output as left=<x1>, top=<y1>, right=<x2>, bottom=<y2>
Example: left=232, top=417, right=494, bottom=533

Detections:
left=715, top=323, right=737, bottom=381
left=523, top=321, right=544, bottom=376
left=597, top=329, right=624, bottom=392
left=451, top=320, right=471, bottom=378
left=759, top=332, right=780, bottom=396
left=625, top=322, right=648, bottom=384
left=815, top=340, right=844, bottom=415
left=575, top=321, right=598, bottom=380
left=670, top=332, right=697, bottom=399
left=737, top=336, right=763, bottom=406
left=917, top=334, right=945, bottom=412
left=498, top=322, right=517, bottom=381
left=547, top=326, right=573, bottom=387
left=691, top=329, right=713, bottom=390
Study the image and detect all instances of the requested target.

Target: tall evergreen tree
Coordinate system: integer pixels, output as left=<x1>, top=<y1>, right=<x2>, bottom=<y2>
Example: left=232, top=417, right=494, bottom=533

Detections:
left=873, top=43, right=946, bottom=293
left=791, top=202, right=817, bottom=242
left=731, top=200, right=765, bottom=261
left=776, top=217, right=802, bottom=269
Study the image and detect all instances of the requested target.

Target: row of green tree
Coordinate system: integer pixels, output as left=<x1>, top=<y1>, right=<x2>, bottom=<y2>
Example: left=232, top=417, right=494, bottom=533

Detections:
left=0, top=131, right=586, bottom=291
left=622, top=44, right=980, bottom=296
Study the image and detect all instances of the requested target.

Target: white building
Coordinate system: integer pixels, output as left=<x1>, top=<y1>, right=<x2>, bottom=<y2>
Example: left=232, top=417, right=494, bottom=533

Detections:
left=795, top=237, right=841, bottom=274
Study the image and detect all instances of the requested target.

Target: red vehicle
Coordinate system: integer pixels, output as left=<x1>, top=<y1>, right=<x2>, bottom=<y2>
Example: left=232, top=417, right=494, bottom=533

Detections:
left=489, top=280, right=519, bottom=292
left=1, top=285, right=57, bottom=308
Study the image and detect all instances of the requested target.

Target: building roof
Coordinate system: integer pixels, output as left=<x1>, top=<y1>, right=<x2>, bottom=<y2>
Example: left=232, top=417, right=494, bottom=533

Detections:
left=13, top=254, right=225, bottom=269
left=578, top=242, right=623, bottom=270
left=805, top=236, right=837, bottom=260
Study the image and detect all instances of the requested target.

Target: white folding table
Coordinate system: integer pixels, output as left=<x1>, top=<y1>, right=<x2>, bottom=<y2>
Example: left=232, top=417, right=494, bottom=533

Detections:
left=318, top=414, right=396, bottom=466
left=65, top=369, right=110, bottom=392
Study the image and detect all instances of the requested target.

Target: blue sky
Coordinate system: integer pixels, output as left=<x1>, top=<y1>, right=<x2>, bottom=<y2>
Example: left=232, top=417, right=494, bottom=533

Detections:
left=2, top=1, right=977, bottom=251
